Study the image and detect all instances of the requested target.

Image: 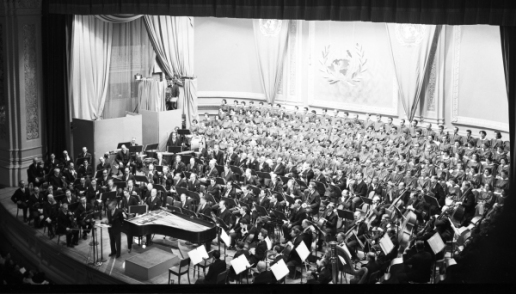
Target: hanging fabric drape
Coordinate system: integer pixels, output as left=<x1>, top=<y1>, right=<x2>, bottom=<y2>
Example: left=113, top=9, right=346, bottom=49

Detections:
left=143, top=15, right=197, bottom=127
left=98, top=17, right=156, bottom=118
left=136, top=78, right=167, bottom=112
left=386, top=24, right=442, bottom=121
left=252, top=19, right=289, bottom=104
left=95, top=14, right=143, bottom=23
left=70, top=15, right=113, bottom=120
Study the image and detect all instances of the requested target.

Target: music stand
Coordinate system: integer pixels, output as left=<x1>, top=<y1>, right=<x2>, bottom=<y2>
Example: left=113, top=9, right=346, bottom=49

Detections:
left=272, top=210, right=287, bottom=222
left=134, top=176, right=149, bottom=185
left=337, top=209, right=354, bottom=221
left=215, top=177, right=226, bottom=186
left=360, top=197, right=373, bottom=205
left=54, top=194, right=65, bottom=203
left=144, top=143, right=159, bottom=151
left=230, top=165, right=243, bottom=175
left=176, top=187, right=189, bottom=197
left=295, top=178, right=307, bottom=190
left=114, top=181, right=126, bottom=190
left=274, top=192, right=284, bottom=202
left=188, top=191, right=200, bottom=203
left=181, top=155, right=192, bottom=166
left=330, top=184, right=342, bottom=197
left=168, top=146, right=182, bottom=153
left=117, top=142, right=131, bottom=149
left=128, top=146, right=143, bottom=153
left=102, top=191, right=117, bottom=204
left=155, top=165, right=164, bottom=173
left=129, top=205, right=147, bottom=215
left=255, top=205, right=268, bottom=217
left=205, top=194, right=217, bottom=205
left=95, top=170, right=103, bottom=179
left=154, top=184, right=168, bottom=207
left=221, top=197, right=236, bottom=208
left=424, top=194, right=440, bottom=209
left=283, top=193, right=295, bottom=205
left=177, top=129, right=191, bottom=136
left=256, top=172, right=271, bottom=180
left=312, top=181, right=326, bottom=197
left=168, top=206, right=183, bottom=214
left=248, top=185, right=261, bottom=197
left=280, top=176, right=291, bottom=185
left=215, top=165, right=224, bottom=176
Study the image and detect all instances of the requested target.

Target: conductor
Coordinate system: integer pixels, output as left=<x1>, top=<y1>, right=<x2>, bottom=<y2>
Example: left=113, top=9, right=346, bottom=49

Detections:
left=102, top=200, right=126, bottom=259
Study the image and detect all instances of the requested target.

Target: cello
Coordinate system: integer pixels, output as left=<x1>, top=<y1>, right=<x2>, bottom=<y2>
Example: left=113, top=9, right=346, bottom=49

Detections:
left=397, top=210, right=417, bottom=249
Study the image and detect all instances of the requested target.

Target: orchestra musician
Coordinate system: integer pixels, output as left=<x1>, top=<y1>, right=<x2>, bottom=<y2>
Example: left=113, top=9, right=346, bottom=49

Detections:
left=11, top=180, right=30, bottom=222
left=74, top=196, right=94, bottom=240
left=56, top=203, right=80, bottom=248
left=302, top=182, right=321, bottom=217
left=282, top=200, right=306, bottom=241
left=345, top=211, right=368, bottom=261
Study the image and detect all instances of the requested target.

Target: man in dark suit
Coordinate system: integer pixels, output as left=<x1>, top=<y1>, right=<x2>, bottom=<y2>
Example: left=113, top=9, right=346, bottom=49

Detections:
left=167, top=131, right=182, bottom=148
left=457, top=181, right=476, bottom=227
left=56, top=203, right=80, bottom=247
left=96, top=155, right=111, bottom=173
left=249, top=229, right=269, bottom=266
left=271, top=157, right=286, bottom=176
left=74, top=196, right=94, bottom=240
left=284, top=160, right=298, bottom=178
left=196, top=194, right=212, bottom=215
left=172, top=155, right=186, bottom=174
left=102, top=200, right=125, bottom=258
left=11, top=180, right=30, bottom=222
left=121, top=167, right=135, bottom=183
left=47, top=168, right=66, bottom=191
left=257, top=156, right=271, bottom=173
left=77, top=147, right=92, bottom=166
left=186, top=173, right=201, bottom=192
left=221, top=165, right=235, bottom=183
left=45, top=153, right=59, bottom=176
left=27, top=158, right=39, bottom=186
left=268, top=173, right=283, bottom=193
left=282, top=200, right=306, bottom=240
left=220, top=182, right=237, bottom=201
left=242, top=169, right=258, bottom=186
left=63, top=162, right=78, bottom=185
left=212, top=145, right=225, bottom=166
left=367, top=177, right=383, bottom=198
left=195, top=250, right=226, bottom=284
left=302, top=182, right=321, bottom=216
left=403, top=241, right=433, bottom=283
left=204, top=160, right=220, bottom=179
left=351, top=172, right=368, bottom=211
left=78, top=159, right=94, bottom=179
left=61, top=150, right=74, bottom=169
left=218, top=200, right=232, bottom=228
left=179, top=193, right=193, bottom=211
left=253, top=261, right=276, bottom=284
left=224, top=147, right=238, bottom=166
left=429, top=175, right=446, bottom=208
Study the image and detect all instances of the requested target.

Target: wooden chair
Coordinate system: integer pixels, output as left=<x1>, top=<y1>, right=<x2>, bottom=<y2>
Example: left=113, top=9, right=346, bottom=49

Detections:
left=194, top=250, right=214, bottom=278
left=216, top=269, right=228, bottom=284
left=168, top=257, right=191, bottom=284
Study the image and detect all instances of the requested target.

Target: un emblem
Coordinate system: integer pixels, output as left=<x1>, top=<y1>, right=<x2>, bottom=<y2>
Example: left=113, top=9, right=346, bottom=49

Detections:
left=259, top=19, right=283, bottom=37
left=395, top=24, right=426, bottom=46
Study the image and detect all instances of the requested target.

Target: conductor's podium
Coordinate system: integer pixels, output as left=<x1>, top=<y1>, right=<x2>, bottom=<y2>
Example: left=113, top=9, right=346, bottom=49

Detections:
left=125, top=247, right=179, bottom=281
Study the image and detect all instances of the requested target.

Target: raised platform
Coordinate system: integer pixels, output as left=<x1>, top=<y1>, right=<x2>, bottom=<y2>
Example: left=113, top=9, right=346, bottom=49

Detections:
left=125, top=247, right=179, bottom=281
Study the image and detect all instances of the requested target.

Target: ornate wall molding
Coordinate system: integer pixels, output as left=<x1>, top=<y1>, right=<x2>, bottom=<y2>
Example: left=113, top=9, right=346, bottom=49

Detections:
left=450, top=26, right=461, bottom=122
left=0, top=23, right=7, bottom=142
left=23, top=24, right=39, bottom=140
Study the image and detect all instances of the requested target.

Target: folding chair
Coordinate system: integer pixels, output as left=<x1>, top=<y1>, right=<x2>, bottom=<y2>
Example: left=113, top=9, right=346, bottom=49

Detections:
left=168, top=257, right=191, bottom=284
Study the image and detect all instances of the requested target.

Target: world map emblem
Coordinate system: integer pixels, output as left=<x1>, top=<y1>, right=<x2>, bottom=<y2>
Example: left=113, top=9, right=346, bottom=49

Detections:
left=259, top=19, right=282, bottom=37
left=319, top=43, right=368, bottom=86
left=395, top=24, right=426, bottom=46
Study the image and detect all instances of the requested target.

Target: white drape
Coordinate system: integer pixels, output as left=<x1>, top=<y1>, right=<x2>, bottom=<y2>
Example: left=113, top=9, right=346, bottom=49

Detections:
left=386, top=24, right=443, bottom=121
left=136, top=79, right=167, bottom=112
left=101, top=17, right=156, bottom=118
left=143, top=16, right=198, bottom=127
left=70, top=15, right=113, bottom=120
left=253, top=19, right=290, bottom=104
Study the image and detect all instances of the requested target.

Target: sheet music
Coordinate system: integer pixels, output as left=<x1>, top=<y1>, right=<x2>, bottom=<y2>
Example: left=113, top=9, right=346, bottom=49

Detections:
left=220, top=229, right=231, bottom=247
left=188, top=245, right=209, bottom=265
left=265, top=237, right=272, bottom=250
left=19, top=267, right=26, bottom=274
left=295, top=241, right=310, bottom=262
left=270, top=259, right=289, bottom=281
left=379, top=234, right=394, bottom=255
left=427, top=232, right=446, bottom=255
left=230, top=254, right=251, bottom=275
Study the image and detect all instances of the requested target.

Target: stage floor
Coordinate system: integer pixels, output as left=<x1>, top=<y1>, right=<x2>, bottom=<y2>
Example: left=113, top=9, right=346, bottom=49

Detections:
left=0, top=187, right=321, bottom=284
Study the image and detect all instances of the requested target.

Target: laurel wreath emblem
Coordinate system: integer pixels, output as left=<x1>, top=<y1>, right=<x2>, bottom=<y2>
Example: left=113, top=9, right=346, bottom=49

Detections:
left=319, top=43, right=368, bottom=86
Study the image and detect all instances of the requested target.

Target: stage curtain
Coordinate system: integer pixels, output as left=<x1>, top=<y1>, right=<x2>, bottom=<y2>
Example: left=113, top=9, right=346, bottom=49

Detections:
left=136, top=78, right=167, bottom=112
left=253, top=19, right=289, bottom=104
left=143, top=16, right=198, bottom=127
left=99, top=17, right=156, bottom=119
left=386, top=24, right=442, bottom=121
left=42, top=13, right=73, bottom=156
left=95, top=14, right=142, bottom=23
left=70, top=15, right=113, bottom=120
left=47, top=0, right=516, bottom=26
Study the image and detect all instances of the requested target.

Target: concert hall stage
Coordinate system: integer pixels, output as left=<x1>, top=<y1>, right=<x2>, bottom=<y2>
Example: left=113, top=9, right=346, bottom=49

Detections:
left=0, top=187, right=309, bottom=285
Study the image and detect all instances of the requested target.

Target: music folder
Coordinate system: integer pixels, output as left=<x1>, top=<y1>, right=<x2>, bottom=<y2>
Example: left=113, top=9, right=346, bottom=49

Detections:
left=95, top=170, right=103, bottom=179
left=295, top=241, right=310, bottom=262
left=128, top=145, right=143, bottom=153
left=154, top=184, right=167, bottom=194
left=248, top=185, right=261, bottom=197
left=114, top=181, right=126, bottom=190
left=102, top=191, right=117, bottom=203
left=155, top=165, right=164, bottom=173
left=274, top=192, right=284, bottom=202
left=188, top=191, right=200, bottom=203
left=272, top=210, right=287, bottom=221
left=337, top=209, right=354, bottom=220
left=134, top=175, right=149, bottom=184
left=177, top=129, right=191, bottom=135
left=280, top=176, right=291, bottom=185
left=270, top=259, right=289, bottom=281
left=230, top=254, right=251, bottom=275
left=188, top=245, right=209, bottom=266
left=167, top=146, right=182, bottom=153
left=295, top=178, right=307, bottom=189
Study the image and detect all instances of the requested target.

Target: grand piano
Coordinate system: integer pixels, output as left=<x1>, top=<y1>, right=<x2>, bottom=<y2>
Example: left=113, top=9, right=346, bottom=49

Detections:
left=122, top=209, right=217, bottom=245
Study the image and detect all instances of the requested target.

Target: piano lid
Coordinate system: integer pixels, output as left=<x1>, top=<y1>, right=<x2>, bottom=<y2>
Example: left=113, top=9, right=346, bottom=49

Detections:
left=125, top=210, right=210, bottom=232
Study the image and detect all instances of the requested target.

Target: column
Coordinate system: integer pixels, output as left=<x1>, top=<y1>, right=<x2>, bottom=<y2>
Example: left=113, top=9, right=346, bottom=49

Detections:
left=0, top=0, right=43, bottom=186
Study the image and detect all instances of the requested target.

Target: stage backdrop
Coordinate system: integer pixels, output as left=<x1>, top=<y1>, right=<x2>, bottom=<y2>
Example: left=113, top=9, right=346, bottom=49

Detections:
left=308, top=21, right=398, bottom=115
